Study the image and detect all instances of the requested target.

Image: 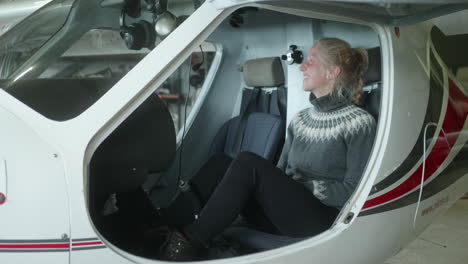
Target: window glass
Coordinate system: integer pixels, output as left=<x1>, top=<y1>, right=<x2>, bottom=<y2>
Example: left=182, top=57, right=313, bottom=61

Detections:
left=2, top=29, right=150, bottom=121
left=0, top=0, right=207, bottom=121
left=0, top=0, right=74, bottom=78
left=39, top=29, right=147, bottom=79
left=156, top=43, right=218, bottom=134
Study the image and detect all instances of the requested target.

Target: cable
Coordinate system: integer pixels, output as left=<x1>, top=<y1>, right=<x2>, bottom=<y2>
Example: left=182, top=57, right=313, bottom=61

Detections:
left=175, top=62, right=191, bottom=198
left=413, top=122, right=450, bottom=228
left=174, top=45, right=205, bottom=198
left=192, top=45, right=205, bottom=71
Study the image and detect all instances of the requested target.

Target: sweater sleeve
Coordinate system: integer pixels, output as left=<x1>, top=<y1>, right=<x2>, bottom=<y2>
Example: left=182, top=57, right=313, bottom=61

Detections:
left=277, top=122, right=294, bottom=171
left=313, top=117, right=376, bottom=208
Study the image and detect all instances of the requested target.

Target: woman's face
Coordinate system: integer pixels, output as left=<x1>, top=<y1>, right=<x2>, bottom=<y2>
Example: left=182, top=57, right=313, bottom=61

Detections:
left=300, top=45, right=334, bottom=97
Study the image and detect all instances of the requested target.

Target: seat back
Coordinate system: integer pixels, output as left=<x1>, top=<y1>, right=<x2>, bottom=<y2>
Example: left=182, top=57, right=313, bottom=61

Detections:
left=90, top=95, right=176, bottom=195
left=241, top=112, right=284, bottom=161
left=210, top=57, right=286, bottom=162
left=360, top=47, right=382, bottom=121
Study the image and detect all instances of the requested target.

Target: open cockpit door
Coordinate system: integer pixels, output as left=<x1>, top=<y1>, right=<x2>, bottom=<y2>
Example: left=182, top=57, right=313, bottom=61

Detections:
left=210, top=0, right=468, bottom=26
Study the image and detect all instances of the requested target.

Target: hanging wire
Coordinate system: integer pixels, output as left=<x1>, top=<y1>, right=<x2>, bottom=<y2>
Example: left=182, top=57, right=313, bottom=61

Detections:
left=174, top=45, right=205, bottom=198
left=413, top=122, right=450, bottom=228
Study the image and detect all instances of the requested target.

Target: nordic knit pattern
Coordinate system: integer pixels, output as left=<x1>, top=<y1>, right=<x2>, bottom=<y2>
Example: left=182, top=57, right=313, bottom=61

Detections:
left=277, top=93, right=376, bottom=208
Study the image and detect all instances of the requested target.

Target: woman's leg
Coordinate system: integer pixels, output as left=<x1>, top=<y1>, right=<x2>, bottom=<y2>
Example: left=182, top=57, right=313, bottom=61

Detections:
left=189, top=153, right=233, bottom=205
left=162, top=153, right=232, bottom=226
left=185, top=151, right=337, bottom=247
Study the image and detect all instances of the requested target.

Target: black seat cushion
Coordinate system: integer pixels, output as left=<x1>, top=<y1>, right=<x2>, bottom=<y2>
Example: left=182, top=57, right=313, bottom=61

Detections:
left=364, top=47, right=381, bottom=85
left=360, top=47, right=382, bottom=121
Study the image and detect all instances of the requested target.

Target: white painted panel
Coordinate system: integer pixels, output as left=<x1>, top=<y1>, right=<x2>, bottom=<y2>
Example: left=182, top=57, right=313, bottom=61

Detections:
left=371, top=23, right=432, bottom=185
left=0, top=104, right=69, bottom=264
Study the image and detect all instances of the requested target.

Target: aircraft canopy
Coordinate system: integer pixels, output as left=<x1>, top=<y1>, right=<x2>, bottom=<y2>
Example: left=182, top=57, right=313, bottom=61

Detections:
left=208, top=0, right=468, bottom=25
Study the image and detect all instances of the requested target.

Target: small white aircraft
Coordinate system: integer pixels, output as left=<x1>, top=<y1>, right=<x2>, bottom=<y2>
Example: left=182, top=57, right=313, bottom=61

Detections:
left=1, top=0, right=468, bottom=263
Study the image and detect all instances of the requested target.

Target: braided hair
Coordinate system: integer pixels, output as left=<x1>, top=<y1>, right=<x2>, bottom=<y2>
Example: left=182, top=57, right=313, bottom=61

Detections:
left=315, top=38, right=369, bottom=104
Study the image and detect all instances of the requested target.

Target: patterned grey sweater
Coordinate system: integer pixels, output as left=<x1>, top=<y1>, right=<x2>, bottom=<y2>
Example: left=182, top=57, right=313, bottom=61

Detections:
left=277, top=93, right=376, bottom=208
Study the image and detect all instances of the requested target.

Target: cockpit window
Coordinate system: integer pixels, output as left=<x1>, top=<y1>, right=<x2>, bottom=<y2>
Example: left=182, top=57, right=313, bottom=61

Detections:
left=1, top=29, right=150, bottom=121
left=0, top=0, right=205, bottom=121
left=0, top=0, right=74, bottom=79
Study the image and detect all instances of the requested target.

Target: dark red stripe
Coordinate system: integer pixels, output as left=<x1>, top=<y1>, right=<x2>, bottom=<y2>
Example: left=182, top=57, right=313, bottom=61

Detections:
left=0, top=243, right=69, bottom=249
left=72, top=242, right=103, bottom=247
left=0, top=239, right=103, bottom=250
left=363, top=79, right=468, bottom=209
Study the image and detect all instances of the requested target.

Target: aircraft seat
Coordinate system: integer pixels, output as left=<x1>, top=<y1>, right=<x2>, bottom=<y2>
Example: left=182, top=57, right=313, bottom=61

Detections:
left=160, top=57, right=288, bottom=230
left=216, top=58, right=312, bottom=252
left=89, top=94, right=176, bottom=237
left=360, top=47, right=382, bottom=121
left=209, top=57, right=286, bottom=162
left=90, top=95, right=176, bottom=195
left=88, top=94, right=176, bottom=252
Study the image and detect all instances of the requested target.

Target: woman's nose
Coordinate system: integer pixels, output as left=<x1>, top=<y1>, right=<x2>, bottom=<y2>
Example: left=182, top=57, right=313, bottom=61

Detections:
left=300, top=63, right=307, bottom=72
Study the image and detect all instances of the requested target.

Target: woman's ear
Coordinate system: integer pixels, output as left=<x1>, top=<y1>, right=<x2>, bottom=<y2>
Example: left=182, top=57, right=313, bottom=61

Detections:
left=327, top=66, right=341, bottom=80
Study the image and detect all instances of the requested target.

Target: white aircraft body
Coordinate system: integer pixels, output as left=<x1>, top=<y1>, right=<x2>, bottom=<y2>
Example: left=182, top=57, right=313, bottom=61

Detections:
left=0, top=0, right=468, bottom=263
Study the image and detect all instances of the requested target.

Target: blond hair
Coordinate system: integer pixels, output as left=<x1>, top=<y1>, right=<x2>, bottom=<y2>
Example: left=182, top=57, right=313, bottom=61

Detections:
left=315, top=38, right=368, bottom=104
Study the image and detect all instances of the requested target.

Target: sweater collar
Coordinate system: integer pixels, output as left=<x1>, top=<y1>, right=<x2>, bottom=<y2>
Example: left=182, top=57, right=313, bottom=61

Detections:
left=309, top=92, right=349, bottom=112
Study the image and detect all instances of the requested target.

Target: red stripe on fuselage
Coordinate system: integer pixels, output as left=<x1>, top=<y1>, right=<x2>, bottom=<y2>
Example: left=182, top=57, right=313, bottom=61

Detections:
left=363, top=79, right=468, bottom=209
left=0, top=240, right=103, bottom=249
left=0, top=243, right=69, bottom=249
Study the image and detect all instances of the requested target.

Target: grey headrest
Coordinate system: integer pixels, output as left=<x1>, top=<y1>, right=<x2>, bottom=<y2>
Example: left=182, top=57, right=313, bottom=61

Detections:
left=364, top=47, right=381, bottom=85
left=243, top=57, right=285, bottom=87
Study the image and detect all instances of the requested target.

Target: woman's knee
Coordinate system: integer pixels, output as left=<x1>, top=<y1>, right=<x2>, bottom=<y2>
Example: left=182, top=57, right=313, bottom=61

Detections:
left=232, top=152, right=276, bottom=182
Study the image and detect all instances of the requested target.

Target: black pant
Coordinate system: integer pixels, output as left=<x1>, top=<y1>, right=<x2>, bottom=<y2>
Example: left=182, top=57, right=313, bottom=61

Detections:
left=184, top=152, right=338, bottom=246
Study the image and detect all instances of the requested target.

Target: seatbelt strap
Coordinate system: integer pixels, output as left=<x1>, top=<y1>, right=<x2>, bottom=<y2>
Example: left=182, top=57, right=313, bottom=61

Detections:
left=227, top=88, right=260, bottom=157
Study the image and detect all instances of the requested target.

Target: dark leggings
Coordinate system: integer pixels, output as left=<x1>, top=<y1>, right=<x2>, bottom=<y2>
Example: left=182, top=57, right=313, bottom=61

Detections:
left=184, top=152, right=338, bottom=246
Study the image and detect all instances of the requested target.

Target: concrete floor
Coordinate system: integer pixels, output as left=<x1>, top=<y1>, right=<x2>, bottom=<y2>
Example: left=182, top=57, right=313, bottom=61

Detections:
left=385, top=198, right=468, bottom=264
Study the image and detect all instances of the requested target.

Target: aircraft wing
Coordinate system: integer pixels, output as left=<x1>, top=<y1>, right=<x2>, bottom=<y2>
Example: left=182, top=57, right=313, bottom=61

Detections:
left=209, top=0, right=468, bottom=26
